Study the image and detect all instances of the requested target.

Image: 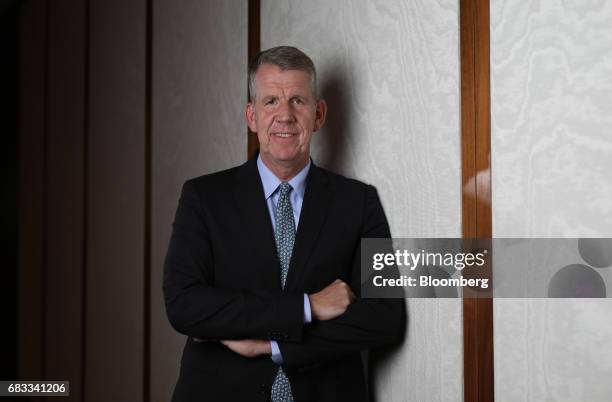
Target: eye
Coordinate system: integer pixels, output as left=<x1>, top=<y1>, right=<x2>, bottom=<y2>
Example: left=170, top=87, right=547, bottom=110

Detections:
left=264, top=98, right=277, bottom=106
left=291, top=97, right=304, bottom=105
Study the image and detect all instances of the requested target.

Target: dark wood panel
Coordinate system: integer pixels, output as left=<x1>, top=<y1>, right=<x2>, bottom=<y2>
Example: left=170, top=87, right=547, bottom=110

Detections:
left=87, top=0, right=146, bottom=400
left=144, top=0, right=152, bottom=401
left=45, top=2, right=86, bottom=400
left=82, top=2, right=90, bottom=399
left=460, top=0, right=494, bottom=401
left=18, top=0, right=47, bottom=385
left=247, top=0, right=260, bottom=159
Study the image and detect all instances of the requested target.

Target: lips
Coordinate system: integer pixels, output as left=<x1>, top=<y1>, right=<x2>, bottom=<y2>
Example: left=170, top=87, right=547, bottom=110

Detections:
left=272, top=132, right=298, bottom=138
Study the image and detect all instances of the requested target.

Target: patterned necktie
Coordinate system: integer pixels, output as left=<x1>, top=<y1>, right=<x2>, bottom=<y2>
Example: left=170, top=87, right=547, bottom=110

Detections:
left=271, top=182, right=295, bottom=402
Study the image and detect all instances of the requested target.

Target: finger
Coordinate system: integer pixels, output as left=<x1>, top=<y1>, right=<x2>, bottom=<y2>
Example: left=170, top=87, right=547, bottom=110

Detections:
left=348, top=288, right=357, bottom=302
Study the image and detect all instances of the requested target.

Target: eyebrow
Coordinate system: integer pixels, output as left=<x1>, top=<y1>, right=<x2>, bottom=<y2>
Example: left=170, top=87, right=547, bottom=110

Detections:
left=261, top=94, right=308, bottom=101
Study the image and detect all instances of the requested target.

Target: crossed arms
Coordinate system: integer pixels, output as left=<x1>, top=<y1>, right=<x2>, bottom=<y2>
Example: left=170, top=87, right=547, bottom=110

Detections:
left=163, top=180, right=403, bottom=369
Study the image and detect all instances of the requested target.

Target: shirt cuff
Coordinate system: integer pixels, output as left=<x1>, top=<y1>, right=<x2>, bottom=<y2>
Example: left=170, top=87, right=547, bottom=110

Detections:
left=270, top=341, right=283, bottom=364
left=303, top=293, right=312, bottom=323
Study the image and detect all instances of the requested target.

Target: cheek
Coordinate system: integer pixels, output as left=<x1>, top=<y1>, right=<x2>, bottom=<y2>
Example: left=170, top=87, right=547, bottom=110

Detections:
left=300, top=115, right=316, bottom=139
left=255, top=115, right=271, bottom=135
left=257, top=131, right=270, bottom=147
left=300, top=134, right=312, bottom=147
left=298, top=113, right=315, bottom=131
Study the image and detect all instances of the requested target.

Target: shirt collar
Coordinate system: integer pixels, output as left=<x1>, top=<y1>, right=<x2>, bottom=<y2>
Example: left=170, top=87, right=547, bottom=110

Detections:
left=257, top=154, right=311, bottom=200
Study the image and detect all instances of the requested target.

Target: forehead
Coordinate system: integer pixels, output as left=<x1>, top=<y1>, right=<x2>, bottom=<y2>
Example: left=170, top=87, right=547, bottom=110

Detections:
left=255, top=64, right=313, bottom=96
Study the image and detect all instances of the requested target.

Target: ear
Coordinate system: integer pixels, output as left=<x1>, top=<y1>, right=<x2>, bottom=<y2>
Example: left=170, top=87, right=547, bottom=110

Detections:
left=313, top=99, right=327, bottom=132
left=246, top=102, right=257, bottom=133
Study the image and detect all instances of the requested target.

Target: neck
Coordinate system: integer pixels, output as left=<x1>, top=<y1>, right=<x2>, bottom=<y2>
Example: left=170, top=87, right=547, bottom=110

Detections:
left=260, top=155, right=309, bottom=181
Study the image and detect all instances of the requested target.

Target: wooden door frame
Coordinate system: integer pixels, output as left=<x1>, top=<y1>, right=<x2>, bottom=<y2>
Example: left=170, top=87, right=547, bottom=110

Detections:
left=460, top=0, right=494, bottom=401
left=247, top=0, right=260, bottom=159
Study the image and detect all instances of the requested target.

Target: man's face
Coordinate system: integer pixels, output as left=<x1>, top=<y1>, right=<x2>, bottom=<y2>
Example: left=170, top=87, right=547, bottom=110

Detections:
left=246, top=64, right=326, bottom=172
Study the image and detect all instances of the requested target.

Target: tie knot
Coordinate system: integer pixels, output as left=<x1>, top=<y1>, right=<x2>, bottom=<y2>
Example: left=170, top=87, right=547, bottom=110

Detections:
left=278, top=182, right=292, bottom=197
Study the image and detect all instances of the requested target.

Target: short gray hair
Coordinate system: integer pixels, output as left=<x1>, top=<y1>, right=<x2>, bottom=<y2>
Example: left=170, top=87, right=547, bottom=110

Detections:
left=248, top=46, right=317, bottom=102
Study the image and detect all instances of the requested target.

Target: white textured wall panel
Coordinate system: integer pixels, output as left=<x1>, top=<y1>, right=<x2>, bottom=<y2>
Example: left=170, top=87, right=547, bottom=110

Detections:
left=262, top=1, right=463, bottom=401
left=491, top=0, right=612, bottom=401
left=151, top=1, right=247, bottom=401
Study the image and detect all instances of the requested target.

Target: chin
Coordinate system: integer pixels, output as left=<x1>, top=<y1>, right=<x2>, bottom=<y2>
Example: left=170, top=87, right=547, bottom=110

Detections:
left=269, top=149, right=300, bottom=162
left=273, top=155, right=299, bottom=164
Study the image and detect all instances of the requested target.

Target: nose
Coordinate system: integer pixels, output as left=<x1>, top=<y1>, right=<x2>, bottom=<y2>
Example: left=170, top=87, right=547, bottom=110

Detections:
left=274, top=100, right=296, bottom=123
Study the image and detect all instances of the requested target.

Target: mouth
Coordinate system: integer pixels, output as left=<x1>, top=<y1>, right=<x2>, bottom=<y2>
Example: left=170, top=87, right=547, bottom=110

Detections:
left=271, top=132, right=298, bottom=138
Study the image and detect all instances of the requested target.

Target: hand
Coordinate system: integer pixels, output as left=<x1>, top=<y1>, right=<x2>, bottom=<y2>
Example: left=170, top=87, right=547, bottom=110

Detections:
left=309, top=279, right=356, bottom=321
left=220, top=339, right=272, bottom=358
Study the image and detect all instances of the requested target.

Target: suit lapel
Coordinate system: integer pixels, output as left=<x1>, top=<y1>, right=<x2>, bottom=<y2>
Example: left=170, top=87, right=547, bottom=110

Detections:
left=285, top=163, right=333, bottom=291
left=233, top=158, right=281, bottom=289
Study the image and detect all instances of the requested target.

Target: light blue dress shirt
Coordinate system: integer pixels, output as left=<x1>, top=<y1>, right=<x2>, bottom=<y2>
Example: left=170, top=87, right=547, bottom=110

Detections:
left=257, top=155, right=312, bottom=364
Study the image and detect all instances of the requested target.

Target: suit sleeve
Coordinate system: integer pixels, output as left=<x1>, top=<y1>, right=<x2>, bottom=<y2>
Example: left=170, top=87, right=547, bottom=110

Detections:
left=277, top=185, right=405, bottom=368
left=163, top=180, right=304, bottom=342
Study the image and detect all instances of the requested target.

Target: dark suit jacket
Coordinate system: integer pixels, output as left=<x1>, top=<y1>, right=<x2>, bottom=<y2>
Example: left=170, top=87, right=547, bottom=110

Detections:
left=163, top=157, right=403, bottom=402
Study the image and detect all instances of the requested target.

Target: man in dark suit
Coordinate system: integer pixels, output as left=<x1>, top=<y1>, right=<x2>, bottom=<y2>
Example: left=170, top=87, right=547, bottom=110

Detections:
left=163, top=46, right=403, bottom=402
